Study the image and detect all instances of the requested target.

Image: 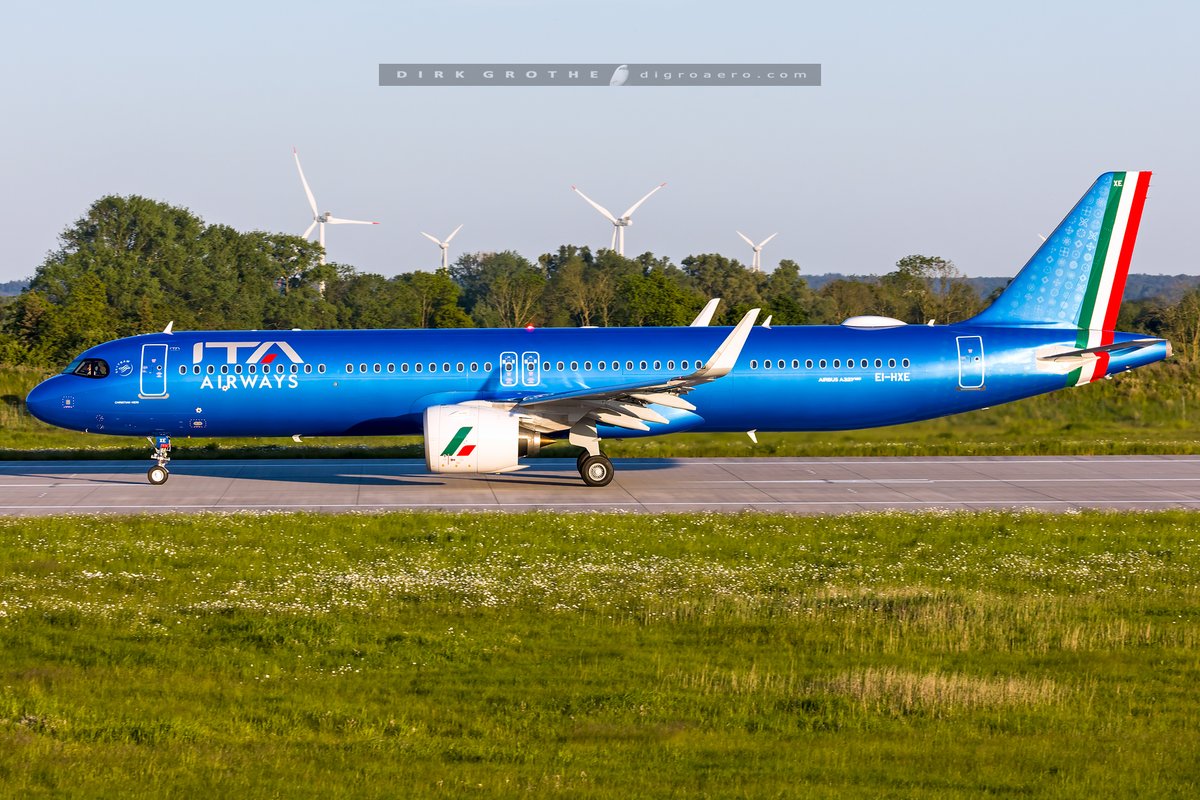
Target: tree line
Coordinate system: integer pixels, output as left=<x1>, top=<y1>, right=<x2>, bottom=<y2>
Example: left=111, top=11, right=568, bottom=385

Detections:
left=1, top=195, right=1196, bottom=368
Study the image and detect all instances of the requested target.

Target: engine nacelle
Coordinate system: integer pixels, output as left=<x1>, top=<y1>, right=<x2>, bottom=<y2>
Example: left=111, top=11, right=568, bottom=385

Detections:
left=423, top=404, right=529, bottom=474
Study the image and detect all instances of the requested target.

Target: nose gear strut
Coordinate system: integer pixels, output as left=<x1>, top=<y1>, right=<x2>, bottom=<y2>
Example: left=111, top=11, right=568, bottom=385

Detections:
left=147, top=434, right=171, bottom=485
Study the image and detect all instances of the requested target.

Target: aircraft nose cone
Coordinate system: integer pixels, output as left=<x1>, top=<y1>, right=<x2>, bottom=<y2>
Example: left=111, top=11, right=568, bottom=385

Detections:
left=26, top=377, right=64, bottom=426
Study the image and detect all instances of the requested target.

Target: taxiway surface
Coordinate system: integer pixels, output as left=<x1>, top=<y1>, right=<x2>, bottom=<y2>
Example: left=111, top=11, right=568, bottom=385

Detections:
left=0, top=456, right=1199, bottom=515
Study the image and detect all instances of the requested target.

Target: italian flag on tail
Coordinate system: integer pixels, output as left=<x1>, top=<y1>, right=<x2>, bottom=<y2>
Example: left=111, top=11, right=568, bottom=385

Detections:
left=1070, top=171, right=1152, bottom=386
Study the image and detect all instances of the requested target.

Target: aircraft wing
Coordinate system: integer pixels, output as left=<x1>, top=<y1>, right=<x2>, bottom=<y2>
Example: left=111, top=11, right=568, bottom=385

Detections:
left=504, top=308, right=759, bottom=433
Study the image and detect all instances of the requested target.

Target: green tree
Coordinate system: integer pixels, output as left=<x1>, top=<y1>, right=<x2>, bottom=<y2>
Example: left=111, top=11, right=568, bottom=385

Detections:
left=453, top=251, right=547, bottom=327
left=762, top=259, right=821, bottom=325
left=619, top=269, right=701, bottom=326
left=679, top=253, right=764, bottom=323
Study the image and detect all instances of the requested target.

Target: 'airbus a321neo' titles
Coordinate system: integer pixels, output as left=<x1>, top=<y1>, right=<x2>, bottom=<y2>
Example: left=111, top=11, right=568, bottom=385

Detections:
left=27, top=172, right=1169, bottom=486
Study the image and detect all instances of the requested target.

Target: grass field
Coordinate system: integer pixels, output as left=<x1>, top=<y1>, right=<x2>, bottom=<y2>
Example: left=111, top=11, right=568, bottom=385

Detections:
left=2, top=359, right=1198, bottom=460
left=1, top=511, right=1198, bottom=798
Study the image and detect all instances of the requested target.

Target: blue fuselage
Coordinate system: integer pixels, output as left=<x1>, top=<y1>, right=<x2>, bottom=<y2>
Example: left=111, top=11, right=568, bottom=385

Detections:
left=26, top=324, right=1168, bottom=440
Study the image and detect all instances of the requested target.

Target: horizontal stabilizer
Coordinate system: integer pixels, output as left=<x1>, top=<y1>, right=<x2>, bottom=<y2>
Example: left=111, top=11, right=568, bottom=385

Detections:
left=1038, top=338, right=1161, bottom=363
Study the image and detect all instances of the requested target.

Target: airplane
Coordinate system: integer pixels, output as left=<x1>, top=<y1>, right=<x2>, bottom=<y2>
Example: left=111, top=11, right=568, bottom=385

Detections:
left=26, top=171, right=1169, bottom=487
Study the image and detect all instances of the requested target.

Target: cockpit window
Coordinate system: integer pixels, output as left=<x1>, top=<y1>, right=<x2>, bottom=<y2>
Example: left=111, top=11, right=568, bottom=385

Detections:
left=71, top=359, right=110, bottom=379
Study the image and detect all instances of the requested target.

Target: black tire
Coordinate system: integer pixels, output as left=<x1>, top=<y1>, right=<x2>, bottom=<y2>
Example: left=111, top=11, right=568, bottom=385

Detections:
left=576, top=450, right=590, bottom=471
left=579, top=455, right=614, bottom=487
left=147, top=465, right=169, bottom=485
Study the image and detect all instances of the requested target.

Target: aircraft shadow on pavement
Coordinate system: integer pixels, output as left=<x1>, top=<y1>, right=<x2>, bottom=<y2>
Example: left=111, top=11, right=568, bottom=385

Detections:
left=0, top=458, right=679, bottom=489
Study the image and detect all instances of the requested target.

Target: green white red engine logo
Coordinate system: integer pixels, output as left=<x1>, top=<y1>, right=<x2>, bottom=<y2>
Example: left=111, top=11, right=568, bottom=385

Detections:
left=441, top=426, right=475, bottom=457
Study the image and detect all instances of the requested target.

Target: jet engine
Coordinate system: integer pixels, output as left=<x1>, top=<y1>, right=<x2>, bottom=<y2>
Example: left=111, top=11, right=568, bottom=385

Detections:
left=423, top=404, right=542, bottom=474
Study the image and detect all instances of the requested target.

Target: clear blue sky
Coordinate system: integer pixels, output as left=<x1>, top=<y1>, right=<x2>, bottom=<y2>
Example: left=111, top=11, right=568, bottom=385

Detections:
left=0, top=0, right=1194, bottom=281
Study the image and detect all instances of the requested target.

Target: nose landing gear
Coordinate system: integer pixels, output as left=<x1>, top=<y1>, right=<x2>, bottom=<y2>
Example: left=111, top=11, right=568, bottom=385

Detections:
left=147, top=435, right=171, bottom=485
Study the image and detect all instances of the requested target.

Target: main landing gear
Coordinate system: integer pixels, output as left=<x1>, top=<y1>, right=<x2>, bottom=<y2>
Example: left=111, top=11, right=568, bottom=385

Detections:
left=570, top=420, right=614, bottom=487
left=578, top=453, right=614, bottom=487
left=147, top=434, right=171, bottom=485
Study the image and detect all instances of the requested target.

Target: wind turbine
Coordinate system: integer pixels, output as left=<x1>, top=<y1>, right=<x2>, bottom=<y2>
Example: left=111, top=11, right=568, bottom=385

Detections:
left=292, top=147, right=378, bottom=265
left=421, top=224, right=464, bottom=271
left=571, top=182, right=666, bottom=256
left=736, top=231, right=778, bottom=272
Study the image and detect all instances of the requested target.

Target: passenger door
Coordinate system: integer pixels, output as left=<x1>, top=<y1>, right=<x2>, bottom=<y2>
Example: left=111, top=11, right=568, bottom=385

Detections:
left=140, top=343, right=168, bottom=398
left=956, top=335, right=985, bottom=390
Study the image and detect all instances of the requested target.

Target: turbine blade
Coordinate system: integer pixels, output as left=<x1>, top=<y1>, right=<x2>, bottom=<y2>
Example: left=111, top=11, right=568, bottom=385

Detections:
left=292, top=147, right=320, bottom=217
left=303, top=220, right=318, bottom=239
left=421, top=231, right=442, bottom=245
left=444, top=223, right=464, bottom=243
left=758, top=233, right=778, bottom=248
left=571, top=185, right=618, bottom=223
left=736, top=231, right=755, bottom=247
left=325, top=216, right=378, bottom=225
left=620, top=182, right=666, bottom=219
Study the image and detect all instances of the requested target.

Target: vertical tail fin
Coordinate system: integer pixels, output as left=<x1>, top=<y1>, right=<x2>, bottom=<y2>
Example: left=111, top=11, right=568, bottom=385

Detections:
left=970, top=171, right=1151, bottom=331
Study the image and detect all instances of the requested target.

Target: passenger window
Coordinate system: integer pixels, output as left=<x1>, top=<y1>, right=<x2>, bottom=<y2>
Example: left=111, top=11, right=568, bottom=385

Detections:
left=778, top=360, right=785, bottom=369
left=178, top=366, right=186, bottom=375
left=484, top=362, right=492, bottom=372
left=387, top=363, right=395, bottom=373
left=373, top=364, right=381, bottom=373
left=543, top=361, right=551, bottom=371
left=639, top=360, right=647, bottom=370
left=318, top=364, right=326, bottom=374
left=819, top=359, right=827, bottom=369
left=888, top=358, right=896, bottom=368
left=805, top=359, right=813, bottom=369
left=750, top=360, right=758, bottom=369
left=584, top=361, right=592, bottom=370
left=667, top=360, right=675, bottom=370
left=207, top=365, right=215, bottom=375
left=443, top=363, right=450, bottom=373
left=401, top=363, right=409, bottom=373
left=902, top=358, right=911, bottom=368
left=612, top=361, right=619, bottom=371
left=626, top=361, right=634, bottom=371
left=193, top=365, right=200, bottom=375
left=291, top=364, right=298, bottom=374
left=653, top=360, right=662, bottom=370
left=875, top=358, right=882, bottom=368
left=792, top=359, right=799, bottom=369
left=305, top=364, right=312, bottom=374
left=570, top=361, right=579, bottom=371
left=598, top=361, right=606, bottom=371
left=832, top=359, right=839, bottom=369
left=470, top=362, right=478, bottom=372
left=457, top=362, right=465, bottom=373
left=429, top=363, right=437, bottom=373
left=861, top=359, right=868, bottom=369
left=359, top=363, right=367, bottom=373
left=682, top=360, right=690, bottom=370
left=415, top=363, right=423, bottom=373
left=346, top=364, right=354, bottom=373
left=763, top=360, right=771, bottom=370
